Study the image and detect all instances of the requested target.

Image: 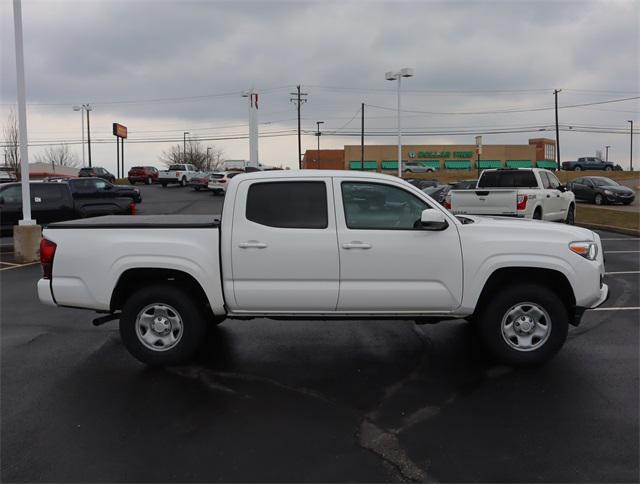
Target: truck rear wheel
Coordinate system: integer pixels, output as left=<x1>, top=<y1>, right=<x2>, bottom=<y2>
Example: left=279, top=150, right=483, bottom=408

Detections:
left=119, top=284, right=207, bottom=366
left=477, top=283, right=568, bottom=366
left=180, top=177, right=186, bottom=187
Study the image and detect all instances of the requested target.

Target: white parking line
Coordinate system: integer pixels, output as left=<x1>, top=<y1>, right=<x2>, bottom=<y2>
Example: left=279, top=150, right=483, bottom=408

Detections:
left=605, top=271, right=640, bottom=275
left=590, top=307, right=640, bottom=311
left=0, top=262, right=39, bottom=271
left=0, top=261, right=20, bottom=266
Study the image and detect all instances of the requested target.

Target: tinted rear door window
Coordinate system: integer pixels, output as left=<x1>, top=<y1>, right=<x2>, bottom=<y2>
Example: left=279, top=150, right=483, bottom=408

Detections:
left=478, top=170, right=538, bottom=188
left=246, top=181, right=328, bottom=229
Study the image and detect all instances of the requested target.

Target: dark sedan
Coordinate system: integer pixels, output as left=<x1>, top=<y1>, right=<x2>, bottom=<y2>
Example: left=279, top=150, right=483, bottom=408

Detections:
left=406, top=178, right=438, bottom=190
left=422, top=184, right=451, bottom=205
left=568, top=176, right=635, bottom=205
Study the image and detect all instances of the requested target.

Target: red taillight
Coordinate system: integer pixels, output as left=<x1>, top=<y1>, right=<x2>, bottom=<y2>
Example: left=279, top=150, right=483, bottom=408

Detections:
left=516, top=194, right=528, bottom=211
left=40, top=239, right=57, bottom=280
left=129, top=202, right=137, bottom=215
left=444, top=193, right=452, bottom=209
left=218, top=179, right=226, bottom=183
left=176, top=171, right=182, bottom=177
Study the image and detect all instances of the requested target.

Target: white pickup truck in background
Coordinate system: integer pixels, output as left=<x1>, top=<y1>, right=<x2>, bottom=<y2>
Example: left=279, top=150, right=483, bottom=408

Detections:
left=158, top=164, right=198, bottom=187
left=38, top=170, right=607, bottom=367
left=446, top=168, right=575, bottom=223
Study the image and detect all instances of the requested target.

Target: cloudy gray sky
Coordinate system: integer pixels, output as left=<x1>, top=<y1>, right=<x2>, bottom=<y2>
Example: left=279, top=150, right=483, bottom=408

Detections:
left=1, top=0, right=638, bottom=171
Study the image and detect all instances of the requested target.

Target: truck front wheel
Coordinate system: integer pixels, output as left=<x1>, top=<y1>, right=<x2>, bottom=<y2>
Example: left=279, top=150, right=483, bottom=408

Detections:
left=119, top=284, right=207, bottom=366
left=477, top=283, right=568, bottom=366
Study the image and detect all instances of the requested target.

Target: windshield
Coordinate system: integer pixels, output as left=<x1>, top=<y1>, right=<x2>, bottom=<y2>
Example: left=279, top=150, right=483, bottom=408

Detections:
left=591, top=177, right=619, bottom=187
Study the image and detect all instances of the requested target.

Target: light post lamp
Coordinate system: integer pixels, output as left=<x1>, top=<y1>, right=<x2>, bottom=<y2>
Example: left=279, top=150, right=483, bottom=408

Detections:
left=385, top=68, right=414, bottom=178
left=183, top=131, right=189, bottom=163
left=628, top=120, right=634, bottom=171
left=315, top=121, right=324, bottom=168
left=605, top=145, right=610, bottom=162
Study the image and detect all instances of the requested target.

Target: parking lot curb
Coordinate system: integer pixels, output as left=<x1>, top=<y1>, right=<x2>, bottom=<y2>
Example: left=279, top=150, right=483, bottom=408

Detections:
left=577, top=222, right=640, bottom=237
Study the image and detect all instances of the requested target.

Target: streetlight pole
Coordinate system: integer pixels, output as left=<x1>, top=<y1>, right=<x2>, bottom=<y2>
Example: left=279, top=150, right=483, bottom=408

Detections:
left=183, top=132, right=189, bottom=163
left=73, top=106, right=86, bottom=167
left=84, top=103, right=93, bottom=168
left=207, top=147, right=212, bottom=170
left=605, top=145, right=610, bottom=163
left=554, top=89, right=561, bottom=170
left=316, top=121, right=324, bottom=168
left=386, top=68, right=414, bottom=178
left=628, top=120, right=634, bottom=171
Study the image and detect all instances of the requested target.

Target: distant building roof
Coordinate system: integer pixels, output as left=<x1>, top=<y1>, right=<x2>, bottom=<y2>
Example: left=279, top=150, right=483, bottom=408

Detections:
left=27, top=162, right=80, bottom=178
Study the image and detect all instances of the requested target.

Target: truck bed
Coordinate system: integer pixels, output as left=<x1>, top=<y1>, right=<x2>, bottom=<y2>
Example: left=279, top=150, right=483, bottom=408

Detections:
left=46, top=215, right=221, bottom=229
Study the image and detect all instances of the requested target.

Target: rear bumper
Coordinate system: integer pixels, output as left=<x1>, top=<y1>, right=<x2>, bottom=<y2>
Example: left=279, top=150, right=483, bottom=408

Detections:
left=37, top=278, right=56, bottom=307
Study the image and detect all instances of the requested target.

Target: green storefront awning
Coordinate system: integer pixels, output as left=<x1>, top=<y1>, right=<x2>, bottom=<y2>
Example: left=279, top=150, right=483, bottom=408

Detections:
left=506, top=160, right=533, bottom=168
left=478, top=160, right=502, bottom=169
left=349, top=160, right=378, bottom=170
left=537, top=160, right=558, bottom=169
left=444, top=160, right=472, bottom=169
left=381, top=160, right=408, bottom=170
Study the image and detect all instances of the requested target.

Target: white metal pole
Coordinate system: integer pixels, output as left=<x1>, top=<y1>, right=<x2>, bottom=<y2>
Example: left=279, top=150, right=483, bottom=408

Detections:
left=13, top=0, right=33, bottom=224
left=397, top=76, right=402, bottom=178
left=80, top=108, right=85, bottom=167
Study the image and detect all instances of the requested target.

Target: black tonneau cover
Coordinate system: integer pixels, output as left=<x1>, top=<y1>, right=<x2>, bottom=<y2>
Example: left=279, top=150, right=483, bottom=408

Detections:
left=46, top=215, right=220, bottom=229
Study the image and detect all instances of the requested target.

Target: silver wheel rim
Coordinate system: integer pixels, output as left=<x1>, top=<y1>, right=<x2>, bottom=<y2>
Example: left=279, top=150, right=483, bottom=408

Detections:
left=135, top=303, right=183, bottom=352
left=501, top=302, right=551, bottom=352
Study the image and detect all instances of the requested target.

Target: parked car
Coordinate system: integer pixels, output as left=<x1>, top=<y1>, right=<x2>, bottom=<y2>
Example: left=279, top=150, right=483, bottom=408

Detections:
left=158, top=164, right=198, bottom=187
left=0, top=167, right=17, bottom=184
left=0, top=182, right=134, bottom=234
left=128, top=166, right=159, bottom=185
left=68, top=177, right=142, bottom=203
left=422, top=184, right=451, bottom=205
left=208, top=171, right=242, bottom=195
left=188, top=172, right=212, bottom=191
left=38, top=170, right=608, bottom=367
left=447, top=168, right=575, bottom=223
left=78, top=167, right=116, bottom=183
left=562, top=157, right=615, bottom=171
left=406, top=178, right=439, bottom=190
left=568, top=176, right=635, bottom=205
left=402, top=162, right=435, bottom=173
left=449, top=179, right=477, bottom=190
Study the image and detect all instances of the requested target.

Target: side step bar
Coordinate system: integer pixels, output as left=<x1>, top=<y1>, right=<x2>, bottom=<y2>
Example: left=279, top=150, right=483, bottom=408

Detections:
left=93, top=312, right=120, bottom=326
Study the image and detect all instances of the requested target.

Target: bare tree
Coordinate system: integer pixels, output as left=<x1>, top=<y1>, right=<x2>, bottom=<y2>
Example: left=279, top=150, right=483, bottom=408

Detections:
left=34, top=144, right=79, bottom=169
left=160, top=138, right=225, bottom=171
left=2, top=108, right=20, bottom=178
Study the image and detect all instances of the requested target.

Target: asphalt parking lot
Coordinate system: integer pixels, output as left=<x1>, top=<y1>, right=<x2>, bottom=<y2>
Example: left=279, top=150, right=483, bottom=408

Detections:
left=1, top=183, right=638, bottom=482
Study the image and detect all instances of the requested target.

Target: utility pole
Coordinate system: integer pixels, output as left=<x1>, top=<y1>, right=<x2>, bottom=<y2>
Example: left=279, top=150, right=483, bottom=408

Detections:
left=183, top=131, right=189, bottom=163
left=554, top=89, right=561, bottom=170
left=361, top=103, right=364, bottom=170
left=86, top=105, right=92, bottom=168
left=605, top=145, right=610, bottom=162
left=315, top=121, right=324, bottom=168
left=628, top=120, right=634, bottom=171
left=290, top=85, right=307, bottom=169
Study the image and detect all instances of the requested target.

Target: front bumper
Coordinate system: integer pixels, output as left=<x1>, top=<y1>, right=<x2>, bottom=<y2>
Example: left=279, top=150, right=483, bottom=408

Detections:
left=572, top=283, right=608, bottom=326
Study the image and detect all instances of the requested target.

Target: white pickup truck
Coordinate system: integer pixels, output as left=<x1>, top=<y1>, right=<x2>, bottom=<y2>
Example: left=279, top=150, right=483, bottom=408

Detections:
left=38, top=170, right=607, bottom=366
left=446, top=168, right=575, bottom=223
left=158, top=164, right=198, bottom=187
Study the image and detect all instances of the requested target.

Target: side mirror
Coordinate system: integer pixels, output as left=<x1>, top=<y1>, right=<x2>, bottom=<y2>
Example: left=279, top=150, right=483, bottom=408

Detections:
left=558, top=184, right=567, bottom=192
left=420, top=209, right=449, bottom=231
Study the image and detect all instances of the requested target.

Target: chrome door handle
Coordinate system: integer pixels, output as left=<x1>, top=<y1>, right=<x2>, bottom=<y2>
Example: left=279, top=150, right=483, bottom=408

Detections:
left=238, top=241, right=268, bottom=249
left=342, top=241, right=372, bottom=249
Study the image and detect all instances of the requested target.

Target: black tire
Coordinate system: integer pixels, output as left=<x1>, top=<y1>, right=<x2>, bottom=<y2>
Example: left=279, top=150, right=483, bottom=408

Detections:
left=623, top=201, right=633, bottom=205
left=194, top=186, right=201, bottom=192
left=605, top=166, right=612, bottom=171
left=574, top=166, right=582, bottom=171
left=594, top=193, right=604, bottom=205
left=180, top=177, right=187, bottom=187
left=565, top=204, right=575, bottom=225
left=119, top=284, right=208, bottom=366
left=129, top=179, right=135, bottom=185
left=477, top=283, right=568, bottom=366
left=533, top=207, right=542, bottom=220
left=161, top=182, right=167, bottom=188
left=146, top=176, right=152, bottom=185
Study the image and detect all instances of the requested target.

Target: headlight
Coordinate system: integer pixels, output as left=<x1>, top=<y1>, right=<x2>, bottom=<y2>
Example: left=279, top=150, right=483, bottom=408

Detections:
left=569, top=241, right=598, bottom=260
left=603, top=190, right=613, bottom=195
